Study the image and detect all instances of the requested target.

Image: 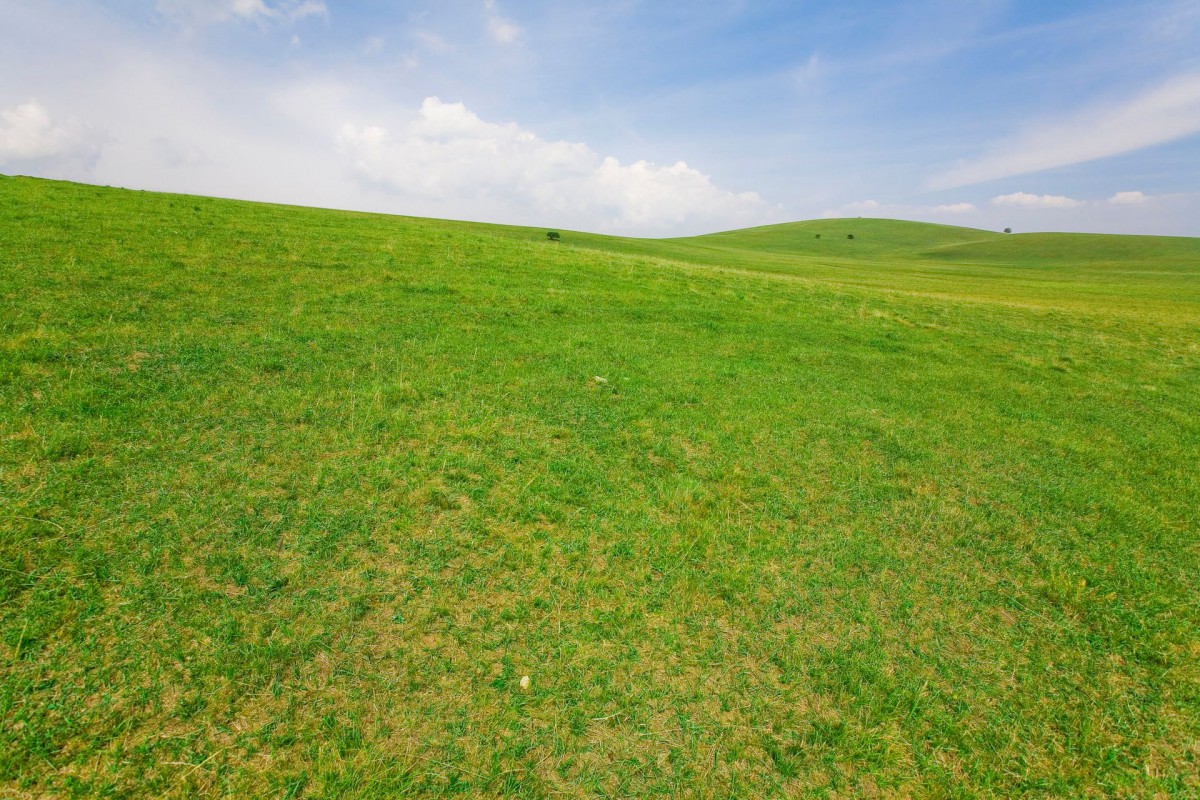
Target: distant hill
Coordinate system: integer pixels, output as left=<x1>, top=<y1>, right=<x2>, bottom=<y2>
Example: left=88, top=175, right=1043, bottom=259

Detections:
left=927, top=231, right=1200, bottom=272
left=677, top=217, right=1003, bottom=257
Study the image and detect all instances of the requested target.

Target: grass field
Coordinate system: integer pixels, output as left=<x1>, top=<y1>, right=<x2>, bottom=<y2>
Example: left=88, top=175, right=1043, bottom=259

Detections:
left=2, top=175, right=1198, bottom=798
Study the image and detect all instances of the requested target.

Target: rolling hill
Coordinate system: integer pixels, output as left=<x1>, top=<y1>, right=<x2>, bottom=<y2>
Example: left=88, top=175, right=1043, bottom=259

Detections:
left=2, top=175, right=1198, bottom=798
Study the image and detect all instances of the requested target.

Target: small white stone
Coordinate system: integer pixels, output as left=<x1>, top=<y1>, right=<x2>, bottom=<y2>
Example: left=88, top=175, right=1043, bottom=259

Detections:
left=519, top=675, right=531, bottom=691
left=593, top=376, right=608, bottom=384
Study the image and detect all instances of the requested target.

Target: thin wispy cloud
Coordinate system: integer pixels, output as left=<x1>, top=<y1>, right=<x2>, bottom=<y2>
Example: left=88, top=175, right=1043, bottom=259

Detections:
left=792, top=52, right=822, bottom=87
left=155, top=0, right=328, bottom=28
left=1151, top=0, right=1200, bottom=41
left=414, top=31, right=451, bottom=55
left=930, top=73, right=1200, bottom=189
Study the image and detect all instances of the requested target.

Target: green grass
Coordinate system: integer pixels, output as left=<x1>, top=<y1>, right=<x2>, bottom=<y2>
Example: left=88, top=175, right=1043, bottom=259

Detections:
left=1, top=175, right=1198, bottom=798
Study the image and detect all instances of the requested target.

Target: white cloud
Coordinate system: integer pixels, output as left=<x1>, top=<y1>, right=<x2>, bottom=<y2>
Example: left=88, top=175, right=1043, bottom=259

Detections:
left=823, top=198, right=979, bottom=220
left=286, top=0, right=327, bottom=22
left=801, top=189, right=1200, bottom=235
left=1152, top=0, right=1200, bottom=41
left=0, top=100, right=100, bottom=175
left=337, top=97, right=777, bottom=234
left=822, top=198, right=981, bottom=220
left=488, top=17, right=522, bottom=44
left=415, top=31, right=451, bottom=54
left=821, top=199, right=882, bottom=217
left=930, top=72, right=1200, bottom=189
left=156, top=0, right=327, bottom=28
left=1108, top=190, right=1147, bottom=205
left=793, top=52, right=823, bottom=88
left=991, top=191, right=1083, bottom=209
left=484, top=0, right=521, bottom=44
left=933, top=202, right=976, bottom=213
left=150, top=136, right=210, bottom=168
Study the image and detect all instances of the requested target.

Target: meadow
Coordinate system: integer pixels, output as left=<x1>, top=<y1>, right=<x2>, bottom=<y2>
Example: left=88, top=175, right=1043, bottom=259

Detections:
left=1, top=175, right=1198, bottom=798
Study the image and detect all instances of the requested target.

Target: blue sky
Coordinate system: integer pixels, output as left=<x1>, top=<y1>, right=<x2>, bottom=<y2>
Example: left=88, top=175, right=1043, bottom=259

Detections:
left=1, top=0, right=1198, bottom=235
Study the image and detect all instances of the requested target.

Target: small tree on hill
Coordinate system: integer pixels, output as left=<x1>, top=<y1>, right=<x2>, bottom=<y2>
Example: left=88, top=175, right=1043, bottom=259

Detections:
left=1004, top=227, right=1012, bottom=234
left=546, top=231, right=561, bottom=242
left=815, top=234, right=821, bottom=239
left=847, top=233, right=854, bottom=240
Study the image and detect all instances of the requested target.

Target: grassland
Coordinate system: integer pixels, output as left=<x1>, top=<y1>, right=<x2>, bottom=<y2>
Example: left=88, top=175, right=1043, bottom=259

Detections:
left=1, top=175, right=1198, bottom=798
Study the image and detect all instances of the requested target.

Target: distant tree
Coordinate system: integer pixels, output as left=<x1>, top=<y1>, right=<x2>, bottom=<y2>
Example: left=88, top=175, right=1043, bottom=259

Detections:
left=546, top=231, right=561, bottom=242
left=1004, top=227, right=1012, bottom=234
left=847, top=233, right=854, bottom=240
left=815, top=234, right=821, bottom=239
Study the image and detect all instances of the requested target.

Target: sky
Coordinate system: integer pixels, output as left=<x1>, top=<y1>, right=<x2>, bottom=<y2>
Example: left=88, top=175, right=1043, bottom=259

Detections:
left=1, top=0, right=1198, bottom=237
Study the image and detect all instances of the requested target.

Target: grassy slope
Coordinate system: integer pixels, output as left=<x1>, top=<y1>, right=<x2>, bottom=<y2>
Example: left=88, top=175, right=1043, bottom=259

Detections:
left=1, top=176, right=1199, bottom=798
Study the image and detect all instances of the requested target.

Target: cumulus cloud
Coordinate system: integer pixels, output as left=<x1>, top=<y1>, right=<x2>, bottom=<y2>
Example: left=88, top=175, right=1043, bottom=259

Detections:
left=823, top=198, right=979, bottom=220
left=156, top=0, right=327, bottom=28
left=991, top=192, right=1082, bottom=209
left=0, top=99, right=100, bottom=175
left=337, top=97, right=777, bottom=234
left=1108, top=190, right=1148, bottom=205
left=820, top=199, right=881, bottom=217
left=930, top=72, right=1200, bottom=189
